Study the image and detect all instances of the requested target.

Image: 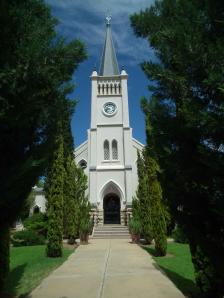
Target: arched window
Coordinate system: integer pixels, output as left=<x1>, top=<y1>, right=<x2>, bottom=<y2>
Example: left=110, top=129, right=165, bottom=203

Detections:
left=118, top=83, right=121, bottom=94
left=33, top=206, right=40, bottom=214
left=79, top=159, right=87, bottom=169
left=104, top=140, right=110, bottom=160
left=112, top=140, right=118, bottom=160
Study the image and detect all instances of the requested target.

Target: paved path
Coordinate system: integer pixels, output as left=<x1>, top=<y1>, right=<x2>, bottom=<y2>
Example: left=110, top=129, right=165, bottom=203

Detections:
left=30, top=239, right=185, bottom=298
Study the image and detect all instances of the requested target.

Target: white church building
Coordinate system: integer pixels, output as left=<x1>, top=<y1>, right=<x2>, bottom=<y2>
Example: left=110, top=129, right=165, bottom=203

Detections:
left=74, top=18, right=144, bottom=225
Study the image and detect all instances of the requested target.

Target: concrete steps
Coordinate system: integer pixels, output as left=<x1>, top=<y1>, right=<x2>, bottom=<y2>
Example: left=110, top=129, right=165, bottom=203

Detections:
left=93, top=224, right=130, bottom=239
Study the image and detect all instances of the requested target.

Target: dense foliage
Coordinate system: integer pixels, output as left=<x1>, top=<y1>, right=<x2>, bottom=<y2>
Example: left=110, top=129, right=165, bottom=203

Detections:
left=137, top=101, right=167, bottom=256
left=172, top=225, right=189, bottom=244
left=128, top=216, right=142, bottom=235
left=64, top=156, right=85, bottom=244
left=79, top=183, right=91, bottom=244
left=23, top=213, right=48, bottom=237
left=45, top=133, right=64, bottom=257
left=131, top=0, right=224, bottom=296
left=11, top=230, right=45, bottom=247
left=0, top=0, right=85, bottom=226
left=136, top=151, right=153, bottom=243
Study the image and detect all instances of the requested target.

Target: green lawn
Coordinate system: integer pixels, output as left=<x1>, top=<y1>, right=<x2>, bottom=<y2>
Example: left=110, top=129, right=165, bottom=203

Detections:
left=143, top=242, right=200, bottom=297
left=4, top=245, right=74, bottom=298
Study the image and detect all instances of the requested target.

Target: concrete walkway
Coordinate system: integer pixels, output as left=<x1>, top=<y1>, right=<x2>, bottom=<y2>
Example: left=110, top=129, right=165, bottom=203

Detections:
left=30, top=239, right=185, bottom=298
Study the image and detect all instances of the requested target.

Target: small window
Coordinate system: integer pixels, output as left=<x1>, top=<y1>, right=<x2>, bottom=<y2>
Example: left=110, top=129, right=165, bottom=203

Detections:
left=112, top=140, right=118, bottom=160
left=104, top=140, right=110, bottom=160
left=33, top=206, right=40, bottom=214
left=79, top=160, right=87, bottom=169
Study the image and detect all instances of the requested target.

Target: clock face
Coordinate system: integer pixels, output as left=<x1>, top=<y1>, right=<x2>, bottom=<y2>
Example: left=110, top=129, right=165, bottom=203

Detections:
left=103, top=102, right=117, bottom=115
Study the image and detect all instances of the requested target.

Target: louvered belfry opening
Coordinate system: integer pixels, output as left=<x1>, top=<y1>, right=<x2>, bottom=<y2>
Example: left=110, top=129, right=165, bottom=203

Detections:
left=112, top=140, right=118, bottom=160
left=104, top=140, right=110, bottom=160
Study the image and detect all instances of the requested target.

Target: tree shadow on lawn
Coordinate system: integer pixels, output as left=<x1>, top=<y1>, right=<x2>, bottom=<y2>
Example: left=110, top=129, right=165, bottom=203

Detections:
left=3, top=263, right=27, bottom=298
left=156, top=265, right=201, bottom=298
left=142, top=245, right=158, bottom=257
left=142, top=245, right=200, bottom=298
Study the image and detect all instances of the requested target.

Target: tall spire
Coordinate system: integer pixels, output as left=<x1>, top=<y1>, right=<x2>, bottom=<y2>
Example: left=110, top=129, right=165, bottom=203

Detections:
left=99, top=16, right=120, bottom=76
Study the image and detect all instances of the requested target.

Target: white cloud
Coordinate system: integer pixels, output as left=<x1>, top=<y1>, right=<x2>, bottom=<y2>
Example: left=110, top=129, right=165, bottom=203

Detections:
left=46, top=0, right=156, bottom=66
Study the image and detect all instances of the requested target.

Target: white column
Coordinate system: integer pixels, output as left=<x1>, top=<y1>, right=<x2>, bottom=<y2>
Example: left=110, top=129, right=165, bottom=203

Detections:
left=90, top=71, right=98, bottom=128
left=121, top=70, right=129, bottom=128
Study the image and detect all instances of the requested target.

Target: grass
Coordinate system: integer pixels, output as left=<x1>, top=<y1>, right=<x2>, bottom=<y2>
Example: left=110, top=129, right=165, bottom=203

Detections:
left=143, top=242, right=200, bottom=297
left=4, top=245, right=74, bottom=298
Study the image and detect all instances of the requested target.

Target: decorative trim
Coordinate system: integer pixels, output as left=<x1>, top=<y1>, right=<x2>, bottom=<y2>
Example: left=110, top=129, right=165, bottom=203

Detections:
left=97, top=124, right=123, bottom=127
left=97, top=94, right=121, bottom=97
left=89, top=166, right=97, bottom=171
left=102, top=160, right=120, bottom=163
left=125, top=165, right=132, bottom=170
left=98, top=75, right=121, bottom=80
left=96, top=167, right=125, bottom=172
left=99, top=179, right=125, bottom=203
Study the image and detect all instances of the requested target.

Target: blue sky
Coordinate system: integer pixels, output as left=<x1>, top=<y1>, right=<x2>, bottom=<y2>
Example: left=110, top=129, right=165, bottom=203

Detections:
left=46, top=0, right=156, bottom=146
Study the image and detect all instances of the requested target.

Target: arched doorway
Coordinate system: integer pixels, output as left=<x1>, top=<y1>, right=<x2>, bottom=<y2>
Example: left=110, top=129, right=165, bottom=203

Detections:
left=103, top=194, right=120, bottom=224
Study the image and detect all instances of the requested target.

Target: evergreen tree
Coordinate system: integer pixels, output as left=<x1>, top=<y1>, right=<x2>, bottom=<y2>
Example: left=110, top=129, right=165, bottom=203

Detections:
left=131, top=1, right=224, bottom=295
left=76, top=167, right=90, bottom=235
left=143, top=99, right=167, bottom=256
left=63, top=156, right=80, bottom=244
left=0, top=0, right=86, bottom=291
left=136, top=150, right=153, bottom=243
left=46, top=132, right=64, bottom=257
left=61, top=100, right=76, bottom=240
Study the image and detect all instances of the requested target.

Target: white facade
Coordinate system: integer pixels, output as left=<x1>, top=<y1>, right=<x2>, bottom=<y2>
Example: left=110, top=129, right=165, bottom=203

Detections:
left=75, top=19, right=144, bottom=225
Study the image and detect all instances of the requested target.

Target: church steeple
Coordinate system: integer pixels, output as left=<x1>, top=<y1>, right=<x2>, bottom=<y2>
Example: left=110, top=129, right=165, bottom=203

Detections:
left=99, top=16, right=120, bottom=76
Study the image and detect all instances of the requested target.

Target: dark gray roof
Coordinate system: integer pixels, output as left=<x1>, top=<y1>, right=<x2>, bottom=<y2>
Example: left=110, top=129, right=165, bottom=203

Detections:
left=99, top=21, right=120, bottom=76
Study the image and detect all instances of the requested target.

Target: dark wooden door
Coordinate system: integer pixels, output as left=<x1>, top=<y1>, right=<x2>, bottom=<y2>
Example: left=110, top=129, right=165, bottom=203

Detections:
left=103, top=195, right=120, bottom=224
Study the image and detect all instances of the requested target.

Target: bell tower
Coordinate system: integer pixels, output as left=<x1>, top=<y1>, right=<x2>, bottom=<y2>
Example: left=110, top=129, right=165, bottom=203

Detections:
left=87, top=16, right=134, bottom=225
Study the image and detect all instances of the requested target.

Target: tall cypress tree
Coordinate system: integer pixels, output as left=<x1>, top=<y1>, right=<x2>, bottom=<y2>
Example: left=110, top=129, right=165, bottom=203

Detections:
left=136, top=150, right=153, bottom=243
left=142, top=99, right=167, bottom=256
left=75, top=166, right=89, bottom=234
left=46, top=132, right=64, bottom=257
left=64, top=156, right=80, bottom=243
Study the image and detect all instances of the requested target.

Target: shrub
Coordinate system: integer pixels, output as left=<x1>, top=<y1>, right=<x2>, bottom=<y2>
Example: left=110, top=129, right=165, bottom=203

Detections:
left=172, top=225, right=189, bottom=244
left=80, top=219, right=91, bottom=234
left=79, top=219, right=91, bottom=244
left=129, top=217, right=142, bottom=234
left=23, top=213, right=48, bottom=237
left=11, top=230, right=45, bottom=247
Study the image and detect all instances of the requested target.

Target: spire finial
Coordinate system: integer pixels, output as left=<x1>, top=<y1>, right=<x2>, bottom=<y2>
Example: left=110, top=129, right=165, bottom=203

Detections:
left=106, top=15, right=111, bottom=25
left=99, top=15, right=119, bottom=76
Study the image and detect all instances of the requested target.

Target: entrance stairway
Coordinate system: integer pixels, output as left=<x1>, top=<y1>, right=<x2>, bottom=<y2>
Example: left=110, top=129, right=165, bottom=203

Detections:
left=92, top=224, right=130, bottom=239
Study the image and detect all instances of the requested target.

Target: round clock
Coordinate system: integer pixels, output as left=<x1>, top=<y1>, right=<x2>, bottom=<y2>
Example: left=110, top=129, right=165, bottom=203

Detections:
left=103, top=102, right=117, bottom=115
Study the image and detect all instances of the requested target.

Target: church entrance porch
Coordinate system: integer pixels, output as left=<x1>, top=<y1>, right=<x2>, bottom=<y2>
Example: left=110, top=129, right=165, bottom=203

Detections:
left=103, top=194, right=120, bottom=224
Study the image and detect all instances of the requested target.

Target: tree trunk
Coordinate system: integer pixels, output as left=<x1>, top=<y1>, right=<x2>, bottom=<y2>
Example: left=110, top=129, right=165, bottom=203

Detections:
left=0, top=224, right=10, bottom=294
